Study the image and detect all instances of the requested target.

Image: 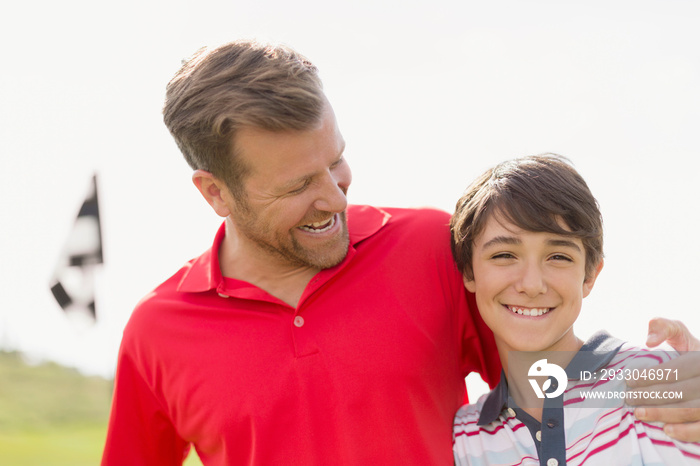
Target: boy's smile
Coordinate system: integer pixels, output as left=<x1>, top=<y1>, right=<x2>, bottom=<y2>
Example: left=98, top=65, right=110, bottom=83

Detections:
left=506, top=305, right=551, bottom=317
left=463, top=215, right=603, bottom=356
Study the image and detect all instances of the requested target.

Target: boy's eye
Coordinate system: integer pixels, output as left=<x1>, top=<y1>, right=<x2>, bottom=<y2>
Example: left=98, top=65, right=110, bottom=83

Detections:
left=491, top=252, right=515, bottom=260
left=549, top=254, right=573, bottom=262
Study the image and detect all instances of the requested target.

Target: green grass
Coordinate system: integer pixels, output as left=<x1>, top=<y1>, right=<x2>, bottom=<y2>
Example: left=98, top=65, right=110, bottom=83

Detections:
left=0, top=425, right=107, bottom=466
left=0, top=350, right=112, bottom=464
left=0, top=351, right=205, bottom=465
left=0, top=426, right=204, bottom=465
left=184, top=449, right=205, bottom=466
left=0, top=351, right=112, bottom=432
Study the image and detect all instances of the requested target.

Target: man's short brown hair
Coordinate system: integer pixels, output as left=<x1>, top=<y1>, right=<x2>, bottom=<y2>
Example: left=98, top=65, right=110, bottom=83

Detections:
left=163, top=39, right=326, bottom=197
left=450, top=154, right=604, bottom=280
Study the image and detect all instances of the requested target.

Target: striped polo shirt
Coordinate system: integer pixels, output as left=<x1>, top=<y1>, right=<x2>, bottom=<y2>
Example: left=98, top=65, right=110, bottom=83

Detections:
left=454, top=331, right=700, bottom=465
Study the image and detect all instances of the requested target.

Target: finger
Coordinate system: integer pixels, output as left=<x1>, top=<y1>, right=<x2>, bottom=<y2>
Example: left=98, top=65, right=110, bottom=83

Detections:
left=634, top=399, right=700, bottom=423
left=626, top=351, right=700, bottom=388
left=646, top=317, right=700, bottom=351
left=664, top=421, right=700, bottom=443
left=626, top=377, right=700, bottom=406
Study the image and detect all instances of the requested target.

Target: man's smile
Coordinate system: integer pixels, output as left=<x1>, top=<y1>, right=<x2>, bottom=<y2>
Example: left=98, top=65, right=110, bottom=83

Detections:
left=298, top=214, right=337, bottom=233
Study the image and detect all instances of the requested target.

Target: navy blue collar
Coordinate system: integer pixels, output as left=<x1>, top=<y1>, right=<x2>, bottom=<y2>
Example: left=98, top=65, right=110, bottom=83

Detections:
left=477, top=330, right=625, bottom=426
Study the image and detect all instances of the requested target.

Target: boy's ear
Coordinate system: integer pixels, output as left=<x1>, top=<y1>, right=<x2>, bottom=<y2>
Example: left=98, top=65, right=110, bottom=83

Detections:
left=582, top=260, right=604, bottom=298
left=192, top=170, right=234, bottom=218
left=462, top=274, right=477, bottom=293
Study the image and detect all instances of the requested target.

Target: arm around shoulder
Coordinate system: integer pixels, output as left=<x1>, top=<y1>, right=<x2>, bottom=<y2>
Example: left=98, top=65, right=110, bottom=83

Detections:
left=627, top=317, right=700, bottom=442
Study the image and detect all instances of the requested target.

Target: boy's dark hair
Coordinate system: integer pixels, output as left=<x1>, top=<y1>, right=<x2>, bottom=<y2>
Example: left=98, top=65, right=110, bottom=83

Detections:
left=450, top=154, right=604, bottom=280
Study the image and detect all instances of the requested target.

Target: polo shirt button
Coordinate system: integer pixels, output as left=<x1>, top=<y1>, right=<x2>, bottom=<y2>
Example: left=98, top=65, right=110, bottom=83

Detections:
left=507, top=408, right=516, bottom=417
left=293, top=316, right=305, bottom=327
left=546, top=419, right=558, bottom=428
left=547, top=459, right=558, bottom=466
left=536, top=430, right=542, bottom=442
left=218, top=293, right=229, bottom=298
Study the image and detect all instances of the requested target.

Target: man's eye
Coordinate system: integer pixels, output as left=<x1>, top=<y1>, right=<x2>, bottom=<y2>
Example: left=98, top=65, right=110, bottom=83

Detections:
left=289, top=181, right=310, bottom=194
left=331, top=156, right=345, bottom=169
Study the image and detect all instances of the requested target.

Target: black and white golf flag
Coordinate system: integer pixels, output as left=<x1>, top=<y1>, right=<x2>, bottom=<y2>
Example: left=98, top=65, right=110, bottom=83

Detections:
left=50, top=174, right=104, bottom=321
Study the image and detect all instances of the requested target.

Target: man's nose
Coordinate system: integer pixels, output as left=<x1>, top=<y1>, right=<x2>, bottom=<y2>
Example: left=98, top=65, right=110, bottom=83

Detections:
left=313, top=163, right=351, bottom=213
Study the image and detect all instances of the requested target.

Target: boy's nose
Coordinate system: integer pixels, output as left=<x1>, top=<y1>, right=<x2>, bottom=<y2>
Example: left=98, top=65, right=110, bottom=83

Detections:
left=515, top=262, right=548, bottom=297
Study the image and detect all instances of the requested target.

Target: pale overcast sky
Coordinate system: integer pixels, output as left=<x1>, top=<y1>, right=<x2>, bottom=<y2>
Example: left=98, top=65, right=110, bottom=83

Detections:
left=1, top=1, right=699, bottom=386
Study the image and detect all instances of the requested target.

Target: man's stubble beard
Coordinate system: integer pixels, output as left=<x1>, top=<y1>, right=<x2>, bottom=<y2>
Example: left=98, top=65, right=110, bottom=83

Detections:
left=232, top=206, right=350, bottom=270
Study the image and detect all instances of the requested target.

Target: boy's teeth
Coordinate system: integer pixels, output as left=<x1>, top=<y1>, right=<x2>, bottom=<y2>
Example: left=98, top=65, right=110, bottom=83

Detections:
left=508, top=306, right=550, bottom=316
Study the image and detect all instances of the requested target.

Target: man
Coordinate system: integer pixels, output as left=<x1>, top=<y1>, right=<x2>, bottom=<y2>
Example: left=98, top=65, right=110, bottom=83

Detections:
left=102, top=40, right=700, bottom=465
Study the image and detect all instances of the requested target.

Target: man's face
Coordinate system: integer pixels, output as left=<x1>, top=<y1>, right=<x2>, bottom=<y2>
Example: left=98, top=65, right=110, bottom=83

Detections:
left=227, top=102, right=352, bottom=270
left=463, top=215, right=600, bottom=354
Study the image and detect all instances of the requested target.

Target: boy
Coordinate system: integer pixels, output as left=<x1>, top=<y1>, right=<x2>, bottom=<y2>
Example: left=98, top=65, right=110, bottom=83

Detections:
left=450, top=155, right=700, bottom=465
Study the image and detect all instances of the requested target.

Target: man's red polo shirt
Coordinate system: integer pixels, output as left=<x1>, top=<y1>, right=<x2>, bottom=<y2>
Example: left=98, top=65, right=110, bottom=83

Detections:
left=102, top=205, right=500, bottom=465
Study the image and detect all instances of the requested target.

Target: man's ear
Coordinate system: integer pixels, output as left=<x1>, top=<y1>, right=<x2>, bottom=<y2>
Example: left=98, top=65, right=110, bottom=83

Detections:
left=462, top=274, right=477, bottom=293
left=192, top=170, right=233, bottom=218
left=582, top=259, right=604, bottom=298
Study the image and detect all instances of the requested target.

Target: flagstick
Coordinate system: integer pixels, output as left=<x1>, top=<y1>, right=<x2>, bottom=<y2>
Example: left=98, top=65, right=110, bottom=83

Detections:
left=0, top=312, right=10, bottom=352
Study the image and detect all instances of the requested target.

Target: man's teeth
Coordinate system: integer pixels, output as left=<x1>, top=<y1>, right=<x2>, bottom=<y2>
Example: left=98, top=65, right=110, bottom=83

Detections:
left=299, top=216, right=335, bottom=233
left=507, top=306, right=550, bottom=317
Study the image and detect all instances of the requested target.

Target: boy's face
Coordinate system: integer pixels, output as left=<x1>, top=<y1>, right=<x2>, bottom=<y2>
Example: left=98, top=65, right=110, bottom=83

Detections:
left=463, top=215, right=602, bottom=355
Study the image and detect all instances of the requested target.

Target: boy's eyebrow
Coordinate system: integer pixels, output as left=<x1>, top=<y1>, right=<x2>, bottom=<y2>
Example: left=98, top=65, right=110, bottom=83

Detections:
left=546, top=238, right=582, bottom=252
left=481, top=236, right=582, bottom=252
left=482, top=236, right=521, bottom=249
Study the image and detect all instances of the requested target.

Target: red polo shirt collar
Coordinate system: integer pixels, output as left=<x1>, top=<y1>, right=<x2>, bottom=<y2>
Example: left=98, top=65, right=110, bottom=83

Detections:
left=176, top=205, right=391, bottom=302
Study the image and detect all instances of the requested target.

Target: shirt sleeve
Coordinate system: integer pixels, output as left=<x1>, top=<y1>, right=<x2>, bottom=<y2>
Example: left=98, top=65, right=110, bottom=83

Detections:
left=632, top=418, right=700, bottom=464
left=460, top=287, right=502, bottom=390
left=101, top=342, right=189, bottom=466
left=594, top=347, right=700, bottom=464
left=424, top=206, right=501, bottom=392
left=627, top=349, right=700, bottom=463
